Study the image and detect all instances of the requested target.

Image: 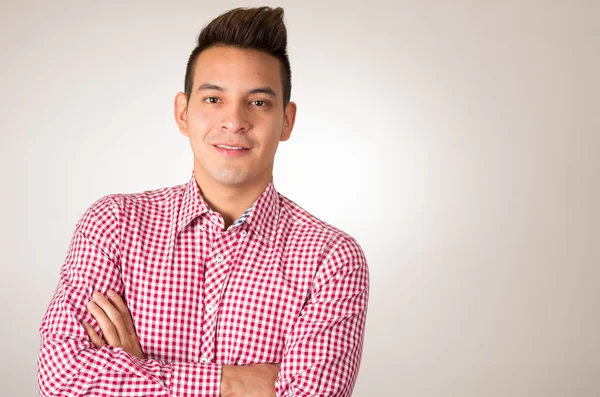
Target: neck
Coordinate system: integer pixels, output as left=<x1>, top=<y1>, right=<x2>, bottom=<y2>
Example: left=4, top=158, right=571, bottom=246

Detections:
left=193, top=166, right=272, bottom=231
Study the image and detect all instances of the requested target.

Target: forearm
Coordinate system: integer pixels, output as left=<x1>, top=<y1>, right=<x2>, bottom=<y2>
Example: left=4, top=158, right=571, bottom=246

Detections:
left=37, top=333, right=222, bottom=397
left=37, top=336, right=169, bottom=396
left=37, top=219, right=223, bottom=397
left=220, top=363, right=280, bottom=397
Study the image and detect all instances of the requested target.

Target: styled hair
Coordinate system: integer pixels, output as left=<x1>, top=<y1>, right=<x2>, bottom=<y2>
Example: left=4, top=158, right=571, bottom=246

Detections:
left=184, top=6, right=292, bottom=107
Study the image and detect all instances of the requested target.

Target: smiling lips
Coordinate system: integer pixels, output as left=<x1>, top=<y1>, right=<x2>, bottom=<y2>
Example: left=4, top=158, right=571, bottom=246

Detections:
left=213, top=144, right=251, bottom=157
left=215, top=144, right=247, bottom=150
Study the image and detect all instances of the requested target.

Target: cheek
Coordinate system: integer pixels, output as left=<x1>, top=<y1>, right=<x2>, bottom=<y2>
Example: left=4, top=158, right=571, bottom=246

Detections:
left=186, top=113, right=220, bottom=151
left=187, top=109, right=215, bottom=134
left=260, top=117, right=285, bottom=148
left=258, top=134, right=283, bottom=160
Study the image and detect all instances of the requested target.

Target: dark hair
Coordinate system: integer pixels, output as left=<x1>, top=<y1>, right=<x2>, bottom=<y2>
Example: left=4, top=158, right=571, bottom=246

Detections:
left=184, top=6, right=292, bottom=107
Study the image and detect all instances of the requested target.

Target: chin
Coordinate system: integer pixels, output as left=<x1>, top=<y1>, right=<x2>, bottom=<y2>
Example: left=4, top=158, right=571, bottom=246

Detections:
left=210, top=170, right=251, bottom=185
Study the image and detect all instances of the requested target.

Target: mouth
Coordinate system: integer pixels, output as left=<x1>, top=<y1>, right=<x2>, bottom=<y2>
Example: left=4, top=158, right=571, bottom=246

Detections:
left=213, top=144, right=251, bottom=157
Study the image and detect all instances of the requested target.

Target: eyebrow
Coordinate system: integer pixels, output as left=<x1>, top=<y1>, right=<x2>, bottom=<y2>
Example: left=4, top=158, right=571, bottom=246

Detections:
left=198, top=82, right=277, bottom=97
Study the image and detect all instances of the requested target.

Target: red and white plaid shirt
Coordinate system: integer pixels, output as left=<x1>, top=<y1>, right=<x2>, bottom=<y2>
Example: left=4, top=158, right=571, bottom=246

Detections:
left=37, top=172, right=369, bottom=397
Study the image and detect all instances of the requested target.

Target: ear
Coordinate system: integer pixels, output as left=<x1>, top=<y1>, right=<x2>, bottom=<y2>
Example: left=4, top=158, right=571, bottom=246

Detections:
left=280, top=101, right=297, bottom=142
left=174, top=92, right=189, bottom=137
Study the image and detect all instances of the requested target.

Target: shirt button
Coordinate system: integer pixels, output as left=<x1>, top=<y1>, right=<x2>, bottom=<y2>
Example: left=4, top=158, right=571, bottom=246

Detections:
left=206, top=304, right=216, bottom=314
left=215, top=253, right=224, bottom=262
left=200, top=225, right=207, bottom=231
left=200, top=356, right=209, bottom=364
left=240, top=230, right=247, bottom=237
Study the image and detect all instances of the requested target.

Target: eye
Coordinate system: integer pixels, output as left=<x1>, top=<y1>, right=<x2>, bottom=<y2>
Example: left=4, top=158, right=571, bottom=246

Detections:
left=204, top=97, right=220, bottom=104
left=251, top=100, right=269, bottom=107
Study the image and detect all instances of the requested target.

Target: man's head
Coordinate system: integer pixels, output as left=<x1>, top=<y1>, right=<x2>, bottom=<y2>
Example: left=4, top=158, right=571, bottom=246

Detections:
left=174, top=6, right=297, bottom=191
left=184, top=6, right=292, bottom=109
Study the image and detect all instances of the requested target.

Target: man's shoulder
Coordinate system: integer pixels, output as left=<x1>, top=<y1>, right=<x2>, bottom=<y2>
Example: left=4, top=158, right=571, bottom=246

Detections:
left=277, top=193, right=366, bottom=262
left=77, top=181, right=187, bottom=228
left=107, top=181, right=187, bottom=208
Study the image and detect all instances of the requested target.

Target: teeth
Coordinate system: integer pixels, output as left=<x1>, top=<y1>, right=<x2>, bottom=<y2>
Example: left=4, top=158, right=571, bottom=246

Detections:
left=216, top=145, right=245, bottom=150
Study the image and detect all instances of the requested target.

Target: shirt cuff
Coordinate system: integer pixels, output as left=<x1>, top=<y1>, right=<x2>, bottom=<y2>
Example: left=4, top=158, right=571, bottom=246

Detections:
left=170, top=362, right=222, bottom=397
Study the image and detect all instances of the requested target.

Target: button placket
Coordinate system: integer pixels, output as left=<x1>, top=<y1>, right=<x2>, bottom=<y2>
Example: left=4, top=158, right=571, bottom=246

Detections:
left=200, top=233, right=242, bottom=361
left=204, top=253, right=223, bottom=323
left=197, top=219, right=218, bottom=361
left=199, top=249, right=228, bottom=360
left=192, top=220, right=209, bottom=360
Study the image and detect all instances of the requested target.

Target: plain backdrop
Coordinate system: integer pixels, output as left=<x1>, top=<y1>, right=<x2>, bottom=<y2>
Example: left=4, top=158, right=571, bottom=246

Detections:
left=1, top=0, right=599, bottom=396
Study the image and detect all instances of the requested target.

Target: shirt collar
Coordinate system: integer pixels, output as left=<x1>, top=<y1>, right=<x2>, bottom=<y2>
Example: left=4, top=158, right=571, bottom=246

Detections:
left=177, top=171, right=279, bottom=246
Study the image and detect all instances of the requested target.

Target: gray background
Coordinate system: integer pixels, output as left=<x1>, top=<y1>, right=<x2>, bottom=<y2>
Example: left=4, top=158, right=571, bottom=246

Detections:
left=1, top=0, right=599, bottom=396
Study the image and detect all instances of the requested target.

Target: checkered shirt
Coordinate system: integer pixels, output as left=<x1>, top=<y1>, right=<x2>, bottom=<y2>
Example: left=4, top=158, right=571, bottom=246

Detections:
left=37, top=172, right=369, bottom=396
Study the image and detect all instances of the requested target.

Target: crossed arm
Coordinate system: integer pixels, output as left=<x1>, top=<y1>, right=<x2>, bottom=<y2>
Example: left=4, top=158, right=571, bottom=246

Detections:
left=37, top=198, right=369, bottom=396
left=81, top=289, right=279, bottom=397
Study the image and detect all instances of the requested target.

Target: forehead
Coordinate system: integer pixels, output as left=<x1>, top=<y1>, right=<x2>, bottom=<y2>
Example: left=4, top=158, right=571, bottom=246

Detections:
left=193, top=46, right=282, bottom=93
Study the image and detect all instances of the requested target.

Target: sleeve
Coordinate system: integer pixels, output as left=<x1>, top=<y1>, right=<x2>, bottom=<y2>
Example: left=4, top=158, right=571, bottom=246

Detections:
left=37, top=196, right=222, bottom=397
left=274, top=236, right=370, bottom=397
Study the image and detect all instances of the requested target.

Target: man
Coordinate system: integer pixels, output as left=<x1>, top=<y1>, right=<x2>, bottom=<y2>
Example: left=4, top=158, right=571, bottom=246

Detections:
left=37, top=6, right=369, bottom=397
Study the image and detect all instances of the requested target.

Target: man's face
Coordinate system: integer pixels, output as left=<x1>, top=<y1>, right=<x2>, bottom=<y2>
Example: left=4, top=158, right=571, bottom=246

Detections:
left=174, top=46, right=296, bottom=189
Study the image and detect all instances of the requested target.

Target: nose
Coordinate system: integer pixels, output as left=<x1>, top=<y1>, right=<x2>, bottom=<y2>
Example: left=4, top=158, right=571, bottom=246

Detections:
left=220, top=102, right=250, bottom=133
